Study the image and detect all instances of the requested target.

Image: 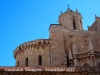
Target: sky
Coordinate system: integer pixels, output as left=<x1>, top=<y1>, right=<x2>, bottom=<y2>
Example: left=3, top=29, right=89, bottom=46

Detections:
left=0, top=0, right=100, bottom=66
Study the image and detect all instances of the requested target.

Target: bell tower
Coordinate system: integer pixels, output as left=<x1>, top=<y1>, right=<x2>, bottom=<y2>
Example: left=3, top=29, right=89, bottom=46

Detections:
left=58, top=7, right=83, bottom=30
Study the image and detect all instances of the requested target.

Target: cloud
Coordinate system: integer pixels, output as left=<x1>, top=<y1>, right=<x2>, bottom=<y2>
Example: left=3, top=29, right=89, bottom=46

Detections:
left=69, top=0, right=74, bottom=3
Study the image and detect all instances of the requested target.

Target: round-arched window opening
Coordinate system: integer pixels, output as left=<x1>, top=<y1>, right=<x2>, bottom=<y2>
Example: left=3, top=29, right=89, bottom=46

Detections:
left=73, top=19, right=76, bottom=30
left=38, top=55, right=42, bottom=65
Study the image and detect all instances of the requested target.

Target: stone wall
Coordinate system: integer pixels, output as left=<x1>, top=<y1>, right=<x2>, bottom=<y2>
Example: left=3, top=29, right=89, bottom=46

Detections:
left=49, top=24, right=100, bottom=66
left=14, top=39, right=51, bottom=67
left=49, top=25, right=67, bottom=66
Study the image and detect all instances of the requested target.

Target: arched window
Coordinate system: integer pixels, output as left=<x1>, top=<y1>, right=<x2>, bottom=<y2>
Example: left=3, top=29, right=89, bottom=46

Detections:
left=73, top=19, right=76, bottom=30
left=25, top=58, right=28, bottom=66
left=17, top=61, right=19, bottom=66
left=38, top=55, right=42, bottom=65
left=67, top=57, right=69, bottom=67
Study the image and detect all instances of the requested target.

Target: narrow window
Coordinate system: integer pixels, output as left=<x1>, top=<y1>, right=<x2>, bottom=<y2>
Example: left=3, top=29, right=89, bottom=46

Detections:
left=39, top=55, right=42, bottom=65
left=73, top=19, right=76, bottom=29
left=67, top=57, right=70, bottom=67
left=25, top=58, right=28, bottom=66
left=17, top=61, right=19, bottom=66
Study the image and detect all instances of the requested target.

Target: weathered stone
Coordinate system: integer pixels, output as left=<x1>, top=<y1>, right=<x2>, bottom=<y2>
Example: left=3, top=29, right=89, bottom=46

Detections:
left=14, top=7, right=100, bottom=67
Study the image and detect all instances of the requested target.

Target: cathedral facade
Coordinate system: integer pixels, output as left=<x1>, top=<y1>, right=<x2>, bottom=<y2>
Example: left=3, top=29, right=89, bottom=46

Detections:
left=14, top=8, right=100, bottom=67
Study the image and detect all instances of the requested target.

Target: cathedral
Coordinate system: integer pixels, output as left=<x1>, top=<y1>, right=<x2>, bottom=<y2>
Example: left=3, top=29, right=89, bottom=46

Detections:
left=14, top=7, right=100, bottom=67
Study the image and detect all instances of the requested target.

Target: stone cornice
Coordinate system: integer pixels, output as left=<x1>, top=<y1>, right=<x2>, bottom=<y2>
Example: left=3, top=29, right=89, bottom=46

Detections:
left=14, top=39, right=51, bottom=59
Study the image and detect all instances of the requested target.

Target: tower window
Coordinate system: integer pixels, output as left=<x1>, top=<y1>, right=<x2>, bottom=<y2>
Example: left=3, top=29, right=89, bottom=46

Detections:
left=73, top=19, right=76, bottom=29
left=38, top=55, right=42, bottom=65
left=25, top=58, right=28, bottom=66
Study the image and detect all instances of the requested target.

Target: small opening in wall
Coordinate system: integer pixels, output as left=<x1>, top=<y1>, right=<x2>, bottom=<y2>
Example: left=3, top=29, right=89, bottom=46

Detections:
left=31, top=43, right=33, bottom=49
left=67, top=57, right=70, bottom=67
left=28, top=44, right=30, bottom=49
left=43, top=41, right=46, bottom=45
left=38, top=55, right=42, bottom=65
left=25, top=58, right=28, bottom=66
left=69, top=35, right=73, bottom=38
left=17, top=61, right=19, bottom=66
left=38, top=42, right=41, bottom=44
left=26, top=45, right=27, bottom=49
left=34, top=44, right=36, bottom=48
left=19, top=46, right=21, bottom=50
left=73, top=19, right=76, bottom=30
